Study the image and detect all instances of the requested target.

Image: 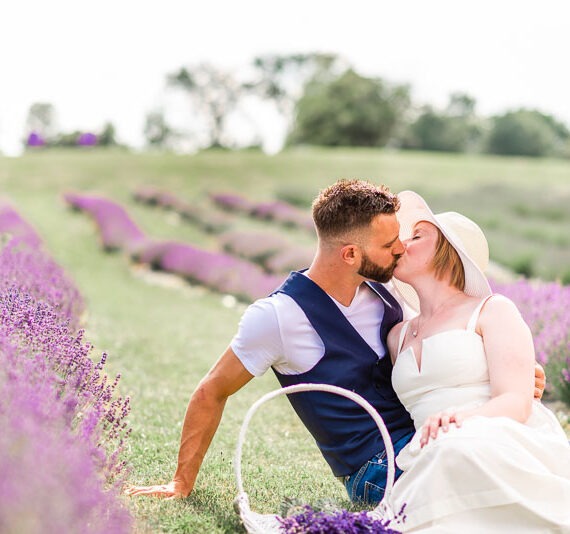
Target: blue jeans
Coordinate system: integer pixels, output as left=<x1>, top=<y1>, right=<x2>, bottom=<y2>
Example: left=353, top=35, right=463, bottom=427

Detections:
left=342, top=432, right=413, bottom=504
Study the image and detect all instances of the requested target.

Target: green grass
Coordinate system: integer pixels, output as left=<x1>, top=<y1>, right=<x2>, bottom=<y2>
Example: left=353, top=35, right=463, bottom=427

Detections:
left=1, top=147, right=569, bottom=532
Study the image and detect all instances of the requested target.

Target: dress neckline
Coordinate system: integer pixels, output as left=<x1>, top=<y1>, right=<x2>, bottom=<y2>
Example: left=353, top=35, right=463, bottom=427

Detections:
left=397, top=328, right=482, bottom=374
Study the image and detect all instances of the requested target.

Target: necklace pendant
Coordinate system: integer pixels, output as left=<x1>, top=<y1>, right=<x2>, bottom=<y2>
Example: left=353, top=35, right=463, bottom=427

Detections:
left=412, top=330, right=417, bottom=337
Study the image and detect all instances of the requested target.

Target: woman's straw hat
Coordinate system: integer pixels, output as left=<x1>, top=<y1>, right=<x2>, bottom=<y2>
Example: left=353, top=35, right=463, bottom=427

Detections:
left=393, top=190, right=492, bottom=312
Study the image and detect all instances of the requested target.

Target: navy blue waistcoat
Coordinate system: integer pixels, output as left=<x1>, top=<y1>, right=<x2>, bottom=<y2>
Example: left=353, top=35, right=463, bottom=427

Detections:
left=271, top=271, right=414, bottom=477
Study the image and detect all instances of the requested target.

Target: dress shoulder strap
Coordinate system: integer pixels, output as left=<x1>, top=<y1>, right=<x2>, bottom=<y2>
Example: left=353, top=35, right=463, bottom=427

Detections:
left=397, top=321, right=411, bottom=353
left=466, top=294, right=495, bottom=331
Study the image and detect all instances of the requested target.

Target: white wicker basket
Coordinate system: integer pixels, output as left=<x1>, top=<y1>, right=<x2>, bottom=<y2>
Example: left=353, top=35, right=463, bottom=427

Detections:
left=233, top=383, right=397, bottom=533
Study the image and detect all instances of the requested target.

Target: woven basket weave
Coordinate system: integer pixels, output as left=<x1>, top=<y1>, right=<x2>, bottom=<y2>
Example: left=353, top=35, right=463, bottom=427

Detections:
left=233, top=383, right=397, bottom=533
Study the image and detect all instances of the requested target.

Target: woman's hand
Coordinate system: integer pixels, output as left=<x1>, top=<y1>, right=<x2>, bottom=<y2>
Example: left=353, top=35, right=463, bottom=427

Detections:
left=420, top=410, right=468, bottom=447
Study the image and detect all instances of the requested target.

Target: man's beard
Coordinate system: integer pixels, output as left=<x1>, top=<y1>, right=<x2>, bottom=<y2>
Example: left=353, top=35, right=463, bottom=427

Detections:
left=358, top=252, right=401, bottom=283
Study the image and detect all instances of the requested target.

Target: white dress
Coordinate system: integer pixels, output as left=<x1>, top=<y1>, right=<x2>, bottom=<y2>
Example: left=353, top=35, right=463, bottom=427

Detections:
left=389, top=297, right=570, bottom=533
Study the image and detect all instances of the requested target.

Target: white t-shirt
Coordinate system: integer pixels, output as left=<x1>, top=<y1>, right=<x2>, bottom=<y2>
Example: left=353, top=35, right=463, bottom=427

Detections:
left=231, top=278, right=411, bottom=377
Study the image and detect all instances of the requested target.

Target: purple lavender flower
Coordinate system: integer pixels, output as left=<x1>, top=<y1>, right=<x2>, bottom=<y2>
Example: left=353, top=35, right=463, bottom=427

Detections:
left=64, top=192, right=147, bottom=252
left=0, top=337, right=132, bottom=533
left=218, top=230, right=290, bottom=266
left=0, top=235, right=84, bottom=329
left=211, top=192, right=314, bottom=232
left=78, top=132, right=98, bottom=146
left=156, top=241, right=284, bottom=301
left=26, top=131, right=45, bottom=147
left=0, top=202, right=43, bottom=247
left=210, top=192, right=255, bottom=213
left=490, top=278, right=570, bottom=401
left=278, top=505, right=403, bottom=533
left=0, top=211, right=132, bottom=531
left=133, top=186, right=230, bottom=233
left=132, top=239, right=284, bottom=301
left=265, top=246, right=315, bottom=274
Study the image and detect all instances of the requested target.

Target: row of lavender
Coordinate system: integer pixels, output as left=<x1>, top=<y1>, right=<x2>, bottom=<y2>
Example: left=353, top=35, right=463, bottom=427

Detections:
left=132, top=186, right=315, bottom=274
left=0, top=202, right=132, bottom=533
left=64, top=193, right=285, bottom=301
left=133, top=186, right=314, bottom=235
left=209, top=191, right=314, bottom=233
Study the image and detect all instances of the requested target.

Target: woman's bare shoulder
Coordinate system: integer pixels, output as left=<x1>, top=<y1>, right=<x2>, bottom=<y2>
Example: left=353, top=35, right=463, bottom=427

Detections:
left=481, top=293, right=519, bottom=318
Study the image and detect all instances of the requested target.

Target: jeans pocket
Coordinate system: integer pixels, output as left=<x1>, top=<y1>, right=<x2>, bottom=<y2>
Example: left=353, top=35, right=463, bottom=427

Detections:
left=347, top=454, right=390, bottom=504
left=363, top=480, right=385, bottom=505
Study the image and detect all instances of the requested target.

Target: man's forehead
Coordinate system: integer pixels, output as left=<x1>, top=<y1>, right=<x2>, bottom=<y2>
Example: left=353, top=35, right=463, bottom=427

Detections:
left=370, top=213, right=400, bottom=240
left=372, top=212, right=397, bottom=224
left=371, top=212, right=398, bottom=228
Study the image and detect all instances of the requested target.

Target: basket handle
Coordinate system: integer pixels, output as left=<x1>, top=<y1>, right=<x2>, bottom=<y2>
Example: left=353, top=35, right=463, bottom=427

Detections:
left=234, top=383, right=396, bottom=514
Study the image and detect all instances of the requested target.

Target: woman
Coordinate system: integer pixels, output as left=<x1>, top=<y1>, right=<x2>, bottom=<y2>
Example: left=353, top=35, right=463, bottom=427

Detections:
left=387, top=191, right=570, bottom=532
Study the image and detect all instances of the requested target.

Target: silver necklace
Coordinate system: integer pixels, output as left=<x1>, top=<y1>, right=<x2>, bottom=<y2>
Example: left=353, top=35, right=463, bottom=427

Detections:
left=411, top=291, right=462, bottom=338
left=411, top=320, right=420, bottom=337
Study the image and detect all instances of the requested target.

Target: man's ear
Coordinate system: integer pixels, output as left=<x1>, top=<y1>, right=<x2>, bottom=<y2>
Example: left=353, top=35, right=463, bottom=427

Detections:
left=340, top=244, right=360, bottom=266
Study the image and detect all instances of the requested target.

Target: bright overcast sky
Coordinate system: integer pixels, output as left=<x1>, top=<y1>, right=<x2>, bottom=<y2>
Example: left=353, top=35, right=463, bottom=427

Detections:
left=1, top=0, right=569, bottom=155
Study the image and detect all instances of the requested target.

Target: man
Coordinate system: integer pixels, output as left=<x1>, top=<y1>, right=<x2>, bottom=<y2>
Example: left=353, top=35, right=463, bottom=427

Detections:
left=127, top=179, right=545, bottom=503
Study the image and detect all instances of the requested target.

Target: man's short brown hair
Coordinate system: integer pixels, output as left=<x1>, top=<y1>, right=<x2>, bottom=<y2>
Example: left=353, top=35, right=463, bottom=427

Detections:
left=312, top=179, right=399, bottom=239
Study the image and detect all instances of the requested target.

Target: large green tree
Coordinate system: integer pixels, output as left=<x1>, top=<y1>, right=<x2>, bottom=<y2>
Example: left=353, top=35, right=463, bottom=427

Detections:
left=246, top=52, right=346, bottom=118
left=288, top=69, right=410, bottom=147
left=486, top=109, right=569, bottom=157
left=98, top=122, right=118, bottom=146
left=143, top=110, right=177, bottom=148
left=401, top=92, right=482, bottom=152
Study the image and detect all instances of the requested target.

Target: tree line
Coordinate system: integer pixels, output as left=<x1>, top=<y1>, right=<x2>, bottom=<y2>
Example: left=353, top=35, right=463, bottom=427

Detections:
left=25, top=53, right=570, bottom=158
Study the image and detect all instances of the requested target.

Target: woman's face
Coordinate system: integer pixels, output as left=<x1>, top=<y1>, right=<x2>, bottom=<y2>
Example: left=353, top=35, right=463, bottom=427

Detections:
left=393, top=221, right=439, bottom=282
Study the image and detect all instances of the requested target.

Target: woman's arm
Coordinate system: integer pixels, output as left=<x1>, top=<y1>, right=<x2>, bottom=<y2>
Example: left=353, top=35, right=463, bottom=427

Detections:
left=420, top=295, right=535, bottom=447
left=467, top=295, right=535, bottom=421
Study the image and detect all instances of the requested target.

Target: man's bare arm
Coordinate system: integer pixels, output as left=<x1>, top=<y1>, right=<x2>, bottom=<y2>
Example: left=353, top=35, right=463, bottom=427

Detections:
left=125, top=347, right=254, bottom=498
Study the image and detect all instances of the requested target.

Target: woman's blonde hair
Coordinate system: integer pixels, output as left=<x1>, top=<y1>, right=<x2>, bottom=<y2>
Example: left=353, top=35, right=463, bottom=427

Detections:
left=432, top=228, right=465, bottom=291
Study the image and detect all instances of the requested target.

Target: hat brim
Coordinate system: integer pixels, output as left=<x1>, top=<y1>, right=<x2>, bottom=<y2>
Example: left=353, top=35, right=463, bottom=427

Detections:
left=393, top=191, right=492, bottom=313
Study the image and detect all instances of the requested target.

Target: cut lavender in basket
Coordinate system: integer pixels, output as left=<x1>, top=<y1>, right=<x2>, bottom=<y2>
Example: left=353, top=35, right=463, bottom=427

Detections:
left=278, top=504, right=405, bottom=534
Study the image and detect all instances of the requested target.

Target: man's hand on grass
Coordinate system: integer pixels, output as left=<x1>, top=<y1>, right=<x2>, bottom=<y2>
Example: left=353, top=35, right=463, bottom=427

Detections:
left=124, top=479, right=189, bottom=500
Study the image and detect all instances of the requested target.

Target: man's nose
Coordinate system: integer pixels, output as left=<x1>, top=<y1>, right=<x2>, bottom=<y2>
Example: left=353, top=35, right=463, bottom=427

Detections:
left=393, top=239, right=406, bottom=255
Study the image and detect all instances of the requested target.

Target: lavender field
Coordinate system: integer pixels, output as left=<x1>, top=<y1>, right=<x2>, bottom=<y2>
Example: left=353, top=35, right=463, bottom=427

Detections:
left=1, top=147, right=569, bottom=533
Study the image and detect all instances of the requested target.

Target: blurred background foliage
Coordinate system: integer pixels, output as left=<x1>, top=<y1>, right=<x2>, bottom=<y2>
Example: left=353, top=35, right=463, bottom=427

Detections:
left=21, top=52, right=570, bottom=158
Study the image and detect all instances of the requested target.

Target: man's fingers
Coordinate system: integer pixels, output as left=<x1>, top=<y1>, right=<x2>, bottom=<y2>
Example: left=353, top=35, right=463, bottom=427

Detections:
left=123, top=484, right=153, bottom=495
left=124, top=485, right=178, bottom=498
left=534, top=387, right=543, bottom=400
